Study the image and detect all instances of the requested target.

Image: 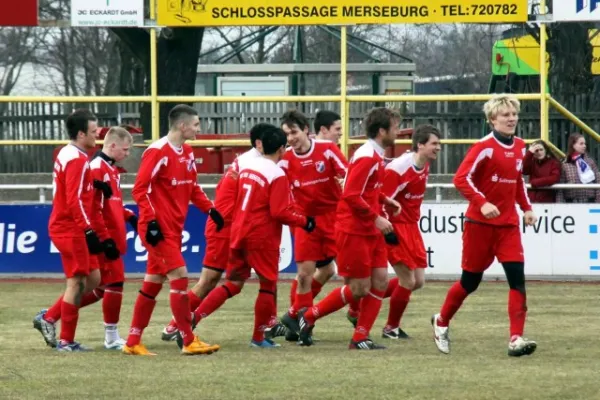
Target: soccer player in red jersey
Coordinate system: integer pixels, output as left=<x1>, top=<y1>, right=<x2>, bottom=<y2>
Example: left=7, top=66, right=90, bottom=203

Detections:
left=276, top=110, right=348, bottom=340
left=33, top=109, right=104, bottom=352
left=123, top=105, right=225, bottom=356
left=160, top=124, right=264, bottom=342
left=431, top=94, right=538, bottom=357
left=298, top=107, right=402, bottom=350
left=86, top=127, right=138, bottom=349
left=379, top=125, right=441, bottom=340
left=179, top=123, right=314, bottom=348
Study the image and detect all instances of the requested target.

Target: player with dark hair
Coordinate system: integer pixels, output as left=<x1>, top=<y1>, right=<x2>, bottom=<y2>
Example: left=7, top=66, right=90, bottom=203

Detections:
left=177, top=123, right=315, bottom=348
left=161, top=123, right=265, bottom=342
left=33, top=109, right=103, bottom=351
left=276, top=109, right=347, bottom=342
left=123, top=104, right=224, bottom=356
left=298, top=107, right=401, bottom=350
left=314, top=110, right=342, bottom=144
left=431, top=94, right=538, bottom=357
left=379, top=124, right=441, bottom=340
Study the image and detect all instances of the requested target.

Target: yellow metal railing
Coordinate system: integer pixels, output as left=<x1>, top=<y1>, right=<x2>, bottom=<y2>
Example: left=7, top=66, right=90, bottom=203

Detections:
left=0, top=0, right=594, bottom=161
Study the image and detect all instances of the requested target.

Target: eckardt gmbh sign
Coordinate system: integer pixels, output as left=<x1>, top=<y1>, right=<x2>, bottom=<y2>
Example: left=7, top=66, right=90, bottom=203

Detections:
left=157, top=0, right=528, bottom=26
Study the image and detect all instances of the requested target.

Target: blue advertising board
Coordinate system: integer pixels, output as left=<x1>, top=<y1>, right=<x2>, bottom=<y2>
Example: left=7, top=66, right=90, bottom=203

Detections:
left=0, top=205, right=297, bottom=275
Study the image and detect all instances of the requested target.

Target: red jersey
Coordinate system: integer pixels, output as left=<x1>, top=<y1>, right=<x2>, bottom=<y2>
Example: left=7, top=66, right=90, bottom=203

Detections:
left=90, top=153, right=136, bottom=254
left=132, top=136, right=214, bottom=238
left=336, top=139, right=387, bottom=236
left=278, top=139, right=348, bottom=216
left=49, top=144, right=94, bottom=238
left=453, top=133, right=532, bottom=227
left=230, top=156, right=307, bottom=251
left=205, top=148, right=261, bottom=239
left=383, top=152, right=429, bottom=224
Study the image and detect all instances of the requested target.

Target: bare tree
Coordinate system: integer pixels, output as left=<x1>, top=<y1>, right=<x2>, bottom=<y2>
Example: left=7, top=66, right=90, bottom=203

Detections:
left=0, top=28, right=45, bottom=114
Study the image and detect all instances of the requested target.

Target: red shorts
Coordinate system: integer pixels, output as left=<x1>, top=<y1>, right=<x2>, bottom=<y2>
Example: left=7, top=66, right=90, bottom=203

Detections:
left=387, top=222, right=427, bottom=270
left=52, top=236, right=91, bottom=278
left=462, top=222, right=524, bottom=273
left=294, top=212, right=337, bottom=263
left=335, top=231, right=387, bottom=279
left=143, top=236, right=186, bottom=276
left=226, top=247, right=280, bottom=282
left=202, top=236, right=229, bottom=272
left=97, top=254, right=125, bottom=286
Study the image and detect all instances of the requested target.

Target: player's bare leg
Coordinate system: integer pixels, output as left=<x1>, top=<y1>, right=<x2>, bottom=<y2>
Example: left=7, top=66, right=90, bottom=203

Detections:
left=432, top=270, right=483, bottom=354
left=34, top=269, right=101, bottom=350
left=503, top=262, right=537, bottom=357
left=382, top=264, right=425, bottom=339
left=349, top=268, right=388, bottom=350
left=312, top=261, right=335, bottom=296
left=162, top=267, right=223, bottom=341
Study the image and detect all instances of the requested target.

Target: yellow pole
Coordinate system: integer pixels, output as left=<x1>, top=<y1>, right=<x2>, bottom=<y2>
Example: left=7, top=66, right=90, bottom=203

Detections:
left=340, top=26, right=348, bottom=157
left=150, top=0, right=159, bottom=141
left=539, top=0, right=549, bottom=142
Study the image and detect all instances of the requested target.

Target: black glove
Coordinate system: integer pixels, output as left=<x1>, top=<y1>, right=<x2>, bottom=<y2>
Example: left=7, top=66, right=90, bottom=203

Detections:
left=93, top=180, right=113, bottom=199
left=384, top=231, right=399, bottom=245
left=304, top=216, right=316, bottom=233
left=128, top=215, right=138, bottom=233
left=102, top=238, right=120, bottom=260
left=145, top=220, right=164, bottom=247
left=208, top=208, right=224, bottom=232
left=85, top=229, right=103, bottom=254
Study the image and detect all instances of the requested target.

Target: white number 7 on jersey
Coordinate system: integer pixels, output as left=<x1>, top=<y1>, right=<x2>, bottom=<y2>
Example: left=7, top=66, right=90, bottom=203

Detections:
left=241, top=183, right=252, bottom=211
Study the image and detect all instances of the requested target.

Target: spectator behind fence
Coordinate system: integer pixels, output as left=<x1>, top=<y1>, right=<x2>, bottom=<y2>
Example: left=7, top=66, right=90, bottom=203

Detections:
left=522, top=140, right=561, bottom=203
left=556, top=133, right=600, bottom=203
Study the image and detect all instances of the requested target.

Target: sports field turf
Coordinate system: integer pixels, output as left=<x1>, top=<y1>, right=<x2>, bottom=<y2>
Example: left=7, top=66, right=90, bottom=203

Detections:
left=0, top=279, right=598, bottom=399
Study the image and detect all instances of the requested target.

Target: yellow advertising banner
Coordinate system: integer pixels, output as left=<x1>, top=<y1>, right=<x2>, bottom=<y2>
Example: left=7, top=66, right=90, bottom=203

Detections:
left=157, top=0, right=529, bottom=27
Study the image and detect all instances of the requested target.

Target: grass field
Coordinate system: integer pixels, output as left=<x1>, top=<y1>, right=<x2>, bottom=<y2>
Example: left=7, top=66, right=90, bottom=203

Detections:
left=0, top=279, right=598, bottom=400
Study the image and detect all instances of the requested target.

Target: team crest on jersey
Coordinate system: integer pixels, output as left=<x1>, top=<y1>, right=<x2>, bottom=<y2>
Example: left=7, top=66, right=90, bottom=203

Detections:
left=315, top=161, right=325, bottom=173
left=516, top=159, right=523, bottom=172
left=187, top=159, right=195, bottom=171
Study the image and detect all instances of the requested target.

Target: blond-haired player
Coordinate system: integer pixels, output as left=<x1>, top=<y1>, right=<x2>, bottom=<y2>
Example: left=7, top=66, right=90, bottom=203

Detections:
left=431, top=94, right=538, bottom=357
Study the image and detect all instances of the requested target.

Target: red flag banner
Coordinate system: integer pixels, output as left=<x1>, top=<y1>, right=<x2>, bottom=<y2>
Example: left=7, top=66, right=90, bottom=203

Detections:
left=0, top=0, right=38, bottom=26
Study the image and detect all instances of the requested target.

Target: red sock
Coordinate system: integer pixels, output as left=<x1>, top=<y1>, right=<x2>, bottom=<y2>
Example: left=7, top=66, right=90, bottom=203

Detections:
left=289, top=291, right=312, bottom=318
left=438, top=281, right=469, bottom=327
left=304, top=285, right=353, bottom=323
left=508, top=289, right=527, bottom=338
left=194, top=281, right=241, bottom=322
left=385, top=286, right=411, bottom=330
left=168, top=290, right=203, bottom=329
left=169, top=278, right=194, bottom=346
left=384, top=277, right=399, bottom=298
left=126, top=281, right=162, bottom=347
left=311, top=279, right=324, bottom=299
left=352, top=288, right=385, bottom=342
left=60, top=301, right=79, bottom=343
left=289, top=279, right=298, bottom=307
left=79, top=288, right=104, bottom=308
left=253, top=286, right=276, bottom=342
left=348, top=296, right=360, bottom=318
left=44, top=295, right=63, bottom=323
left=102, top=286, right=123, bottom=325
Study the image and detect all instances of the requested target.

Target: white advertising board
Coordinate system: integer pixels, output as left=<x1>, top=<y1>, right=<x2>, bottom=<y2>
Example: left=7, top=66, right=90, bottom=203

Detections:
left=279, top=204, right=600, bottom=279
left=407, top=204, right=600, bottom=278
left=551, top=0, right=600, bottom=22
left=71, top=0, right=144, bottom=27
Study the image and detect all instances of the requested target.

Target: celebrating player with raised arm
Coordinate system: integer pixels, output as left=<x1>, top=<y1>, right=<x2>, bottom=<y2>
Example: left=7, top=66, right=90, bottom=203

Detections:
left=33, top=109, right=103, bottom=352
left=176, top=123, right=314, bottom=349
left=379, top=125, right=441, bottom=340
left=298, top=107, right=402, bottom=350
left=277, top=110, right=348, bottom=342
left=161, top=124, right=264, bottom=342
left=431, top=94, right=538, bottom=357
left=123, top=104, right=225, bottom=356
